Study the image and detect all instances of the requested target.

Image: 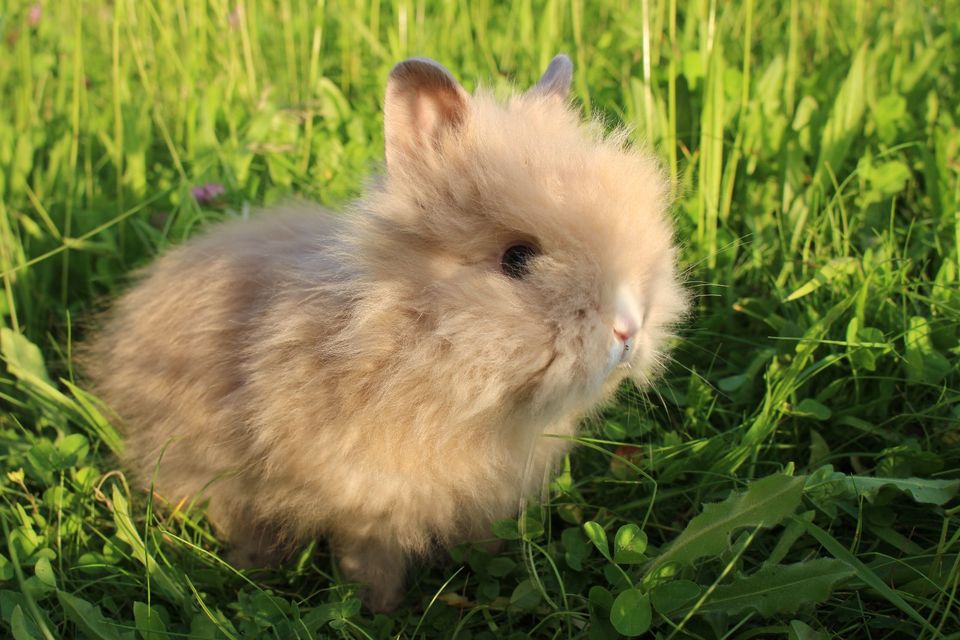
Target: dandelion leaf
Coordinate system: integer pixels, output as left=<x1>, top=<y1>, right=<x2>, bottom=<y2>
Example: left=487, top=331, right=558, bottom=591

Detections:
left=649, top=474, right=805, bottom=573
left=695, top=559, right=853, bottom=617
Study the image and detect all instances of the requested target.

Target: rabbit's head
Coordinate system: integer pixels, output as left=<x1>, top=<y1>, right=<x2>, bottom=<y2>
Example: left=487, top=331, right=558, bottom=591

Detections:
left=351, top=56, right=687, bottom=422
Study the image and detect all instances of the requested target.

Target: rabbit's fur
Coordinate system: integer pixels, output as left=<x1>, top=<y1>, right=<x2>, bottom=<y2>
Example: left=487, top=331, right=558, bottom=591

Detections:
left=86, top=55, right=687, bottom=611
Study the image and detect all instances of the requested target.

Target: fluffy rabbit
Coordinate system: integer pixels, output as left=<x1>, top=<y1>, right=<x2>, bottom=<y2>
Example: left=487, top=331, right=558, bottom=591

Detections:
left=86, top=55, right=687, bottom=612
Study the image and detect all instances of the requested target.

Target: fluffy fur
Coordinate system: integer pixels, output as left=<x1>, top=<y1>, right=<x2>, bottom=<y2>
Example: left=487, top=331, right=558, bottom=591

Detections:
left=85, top=55, right=687, bottom=611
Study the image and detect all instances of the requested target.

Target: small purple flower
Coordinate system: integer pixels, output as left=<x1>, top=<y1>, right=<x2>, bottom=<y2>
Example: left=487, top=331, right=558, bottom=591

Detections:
left=191, top=182, right=225, bottom=205
left=28, top=3, right=42, bottom=28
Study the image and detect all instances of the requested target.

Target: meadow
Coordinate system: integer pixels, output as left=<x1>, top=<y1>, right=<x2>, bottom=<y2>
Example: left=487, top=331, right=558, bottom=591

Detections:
left=1, top=0, right=959, bottom=638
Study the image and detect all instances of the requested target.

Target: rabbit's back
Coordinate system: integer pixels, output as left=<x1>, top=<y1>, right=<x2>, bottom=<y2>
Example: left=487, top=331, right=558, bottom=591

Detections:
left=86, top=208, right=347, bottom=524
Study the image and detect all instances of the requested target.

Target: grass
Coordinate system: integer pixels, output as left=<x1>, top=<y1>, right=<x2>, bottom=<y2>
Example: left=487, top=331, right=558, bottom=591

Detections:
left=1, top=0, right=959, bottom=638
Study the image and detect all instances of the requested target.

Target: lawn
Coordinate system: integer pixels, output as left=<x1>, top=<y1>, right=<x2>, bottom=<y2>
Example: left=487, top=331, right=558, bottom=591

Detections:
left=1, top=0, right=959, bottom=638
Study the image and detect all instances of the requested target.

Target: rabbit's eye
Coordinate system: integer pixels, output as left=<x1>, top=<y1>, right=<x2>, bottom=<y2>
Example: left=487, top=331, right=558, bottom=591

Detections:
left=500, top=243, right=539, bottom=279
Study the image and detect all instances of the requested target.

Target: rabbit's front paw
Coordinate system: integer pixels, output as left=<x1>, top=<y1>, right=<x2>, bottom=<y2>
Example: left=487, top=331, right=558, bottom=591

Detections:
left=360, top=583, right=405, bottom=613
left=339, top=538, right=407, bottom=613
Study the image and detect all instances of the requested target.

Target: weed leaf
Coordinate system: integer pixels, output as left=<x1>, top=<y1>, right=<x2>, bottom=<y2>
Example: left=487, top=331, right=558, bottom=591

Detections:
left=0, top=328, right=52, bottom=386
left=562, top=527, right=590, bottom=570
left=491, top=518, right=520, bottom=540
left=649, top=474, right=805, bottom=573
left=10, top=605, right=42, bottom=640
left=613, top=524, right=647, bottom=565
left=609, top=588, right=651, bottom=637
left=792, top=399, right=831, bottom=421
left=132, top=602, right=167, bottom=640
left=805, top=465, right=960, bottom=506
left=784, top=257, right=858, bottom=302
left=849, top=476, right=959, bottom=505
left=587, top=586, right=618, bottom=640
left=690, top=559, right=853, bottom=617
left=583, top=521, right=612, bottom=561
left=63, top=380, right=125, bottom=455
left=57, top=591, right=128, bottom=640
left=0, top=553, right=12, bottom=581
left=509, top=579, right=542, bottom=611
left=789, top=620, right=828, bottom=640
left=904, top=316, right=952, bottom=385
left=650, top=580, right=701, bottom=614
left=33, top=558, right=56, bottom=590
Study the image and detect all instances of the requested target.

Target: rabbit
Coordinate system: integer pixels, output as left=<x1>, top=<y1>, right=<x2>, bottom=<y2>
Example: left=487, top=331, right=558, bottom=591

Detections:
left=85, top=54, right=687, bottom=612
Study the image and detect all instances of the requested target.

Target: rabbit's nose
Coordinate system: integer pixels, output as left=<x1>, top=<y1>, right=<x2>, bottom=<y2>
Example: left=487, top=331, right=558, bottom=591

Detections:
left=613, top=286, right=642, bottom=343
left=613, top=323, right=635, bottom=343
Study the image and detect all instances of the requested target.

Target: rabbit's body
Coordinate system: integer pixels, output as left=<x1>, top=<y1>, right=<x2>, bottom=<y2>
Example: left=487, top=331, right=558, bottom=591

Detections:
left=88, top=56, right=686, bottom=611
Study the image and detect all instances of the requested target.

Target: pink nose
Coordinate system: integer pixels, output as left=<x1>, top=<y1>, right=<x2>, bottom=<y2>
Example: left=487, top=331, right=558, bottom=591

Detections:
left=613, top=287, right=642, bottom=345
left=613, top=313, right=638, bottom=343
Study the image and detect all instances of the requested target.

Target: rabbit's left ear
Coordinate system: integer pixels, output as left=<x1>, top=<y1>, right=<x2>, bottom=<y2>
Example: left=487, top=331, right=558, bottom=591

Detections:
left=531, top=54, right=573, bottom=99
left=384, top=58, right=469, bottom=168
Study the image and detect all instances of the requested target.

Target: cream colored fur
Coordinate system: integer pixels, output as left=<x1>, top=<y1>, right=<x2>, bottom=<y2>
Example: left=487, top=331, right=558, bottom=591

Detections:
left=85, top=55, right=687, bottom=612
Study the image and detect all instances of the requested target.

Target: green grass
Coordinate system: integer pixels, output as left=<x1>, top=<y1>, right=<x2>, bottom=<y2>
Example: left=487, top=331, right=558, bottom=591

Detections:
left=1, top=0, right=959, bottom=638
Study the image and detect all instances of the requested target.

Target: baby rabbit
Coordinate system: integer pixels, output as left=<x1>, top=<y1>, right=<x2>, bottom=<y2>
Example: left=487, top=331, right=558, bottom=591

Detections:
left=86, top=55, right=687, bottom=612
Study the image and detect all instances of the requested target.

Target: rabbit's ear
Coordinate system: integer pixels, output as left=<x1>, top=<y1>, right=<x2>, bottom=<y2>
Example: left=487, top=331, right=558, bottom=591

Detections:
left=531, top=54, right=573, bottom=99
left=385, top=58, right=469, bottom=167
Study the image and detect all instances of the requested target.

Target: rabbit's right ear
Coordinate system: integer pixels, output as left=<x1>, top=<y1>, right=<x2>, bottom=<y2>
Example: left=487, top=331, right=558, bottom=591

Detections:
left=384, top=58, right=469, bottom=169
left=531, top=54, right=573, bottom=100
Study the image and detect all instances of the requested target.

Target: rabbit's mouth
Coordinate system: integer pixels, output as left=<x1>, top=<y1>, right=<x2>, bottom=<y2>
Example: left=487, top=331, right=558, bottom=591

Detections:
left=606, top=338, right=634, bottom=371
